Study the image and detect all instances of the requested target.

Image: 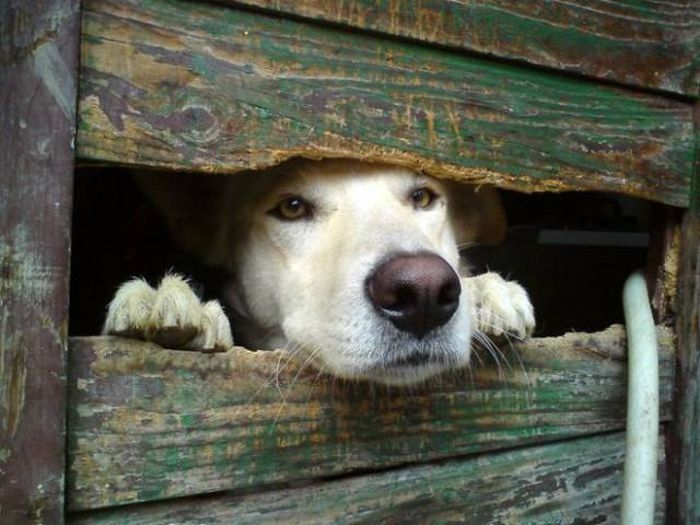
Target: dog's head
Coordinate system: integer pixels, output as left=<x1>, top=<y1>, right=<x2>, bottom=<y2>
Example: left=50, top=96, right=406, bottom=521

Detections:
left=138, top=159, right=505, bottom=384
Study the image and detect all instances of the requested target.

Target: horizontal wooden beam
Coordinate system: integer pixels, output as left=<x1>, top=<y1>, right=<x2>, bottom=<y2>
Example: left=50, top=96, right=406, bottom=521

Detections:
left=77, top=0, right=695, bottom=207
left=225, top=0, right=700, bottom=98
left=67, top=325, right=674, bottom=511
left=69, top=431, right=667, bottom=524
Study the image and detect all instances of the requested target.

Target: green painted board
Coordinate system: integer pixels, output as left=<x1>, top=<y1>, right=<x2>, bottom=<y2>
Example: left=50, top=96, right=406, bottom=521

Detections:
left=670, top=105, right=700, bottom=523
left=67, top=325, right=674, bottom=511
left=69, top=432, right=667, bottom=524
left=77, top=0, right=694, bottom=207
left=228, top=0, right=700, bottom=97
left=0, top=0, right=80, bottom=523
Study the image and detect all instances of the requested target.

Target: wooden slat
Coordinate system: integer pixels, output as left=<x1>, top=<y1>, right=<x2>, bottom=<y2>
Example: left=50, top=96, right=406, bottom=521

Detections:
left=77, top=0, right=695, bottom=207
left=67, top=325, right=675, bottom=511
left=669, top=103, right=700, bottom=524
left=0, top=1, right=80, bottom=523
left=227, top=0, right=700, bottom=97
left=69, top=432, right=667, bottom=524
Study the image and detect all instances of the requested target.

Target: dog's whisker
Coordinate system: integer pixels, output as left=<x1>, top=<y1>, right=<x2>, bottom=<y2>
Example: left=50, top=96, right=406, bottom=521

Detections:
left=253, top=341, right=305, bottom=409
left=247, top=349, right=294, bottom=405
left=104, top=160, right=535, bottom=394
left=286, top=344, right=324, bottom=395
left=269, top=342, right=320, bottom=432
left=300, top=361, right=327, bottom=409
left=476, top=310, right=529, bottom=341
left=501, top=332, right=534, bottom=406
left=469, top=343, right=485, bottom=367
left=276, top=341, right=304, bottom=380
left=464, top=360, right=475, bottom=389
left=472, top=331, right=505, bottom=380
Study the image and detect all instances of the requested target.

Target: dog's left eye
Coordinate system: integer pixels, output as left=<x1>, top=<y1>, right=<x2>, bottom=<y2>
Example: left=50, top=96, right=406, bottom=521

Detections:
left=269, top=196, right=313, bottom=221
left=410, top=187, right=438, bottom=209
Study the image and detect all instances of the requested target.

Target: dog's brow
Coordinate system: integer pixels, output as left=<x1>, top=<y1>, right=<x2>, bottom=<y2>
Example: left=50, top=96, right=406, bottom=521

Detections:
left=410, top=175, right=440, bottom=193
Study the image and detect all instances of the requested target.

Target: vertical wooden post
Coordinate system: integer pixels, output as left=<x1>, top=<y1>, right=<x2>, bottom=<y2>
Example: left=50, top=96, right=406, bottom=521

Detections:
left=670, top=102, right=700, bottom=524
left=0, top=1, right=80, bottom=523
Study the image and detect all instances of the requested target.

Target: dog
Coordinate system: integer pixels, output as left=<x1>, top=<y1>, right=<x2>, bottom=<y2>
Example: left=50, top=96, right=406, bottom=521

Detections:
left=103, top=159, right=534, bottom=385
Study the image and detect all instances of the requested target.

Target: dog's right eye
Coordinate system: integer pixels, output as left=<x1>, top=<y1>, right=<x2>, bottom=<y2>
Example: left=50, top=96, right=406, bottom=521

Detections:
left=410, top=187, right=438, bottom=209
left=269, top=196, right=313, bottom=221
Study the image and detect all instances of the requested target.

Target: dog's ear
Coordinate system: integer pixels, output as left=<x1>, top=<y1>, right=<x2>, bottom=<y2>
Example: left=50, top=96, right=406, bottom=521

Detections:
left=444, top=181, right=507, bottom=246
left=133, top=171, right=233, bottom=266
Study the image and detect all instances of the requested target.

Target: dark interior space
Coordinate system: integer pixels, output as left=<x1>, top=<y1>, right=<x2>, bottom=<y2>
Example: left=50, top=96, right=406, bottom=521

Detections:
left=467, top=191, right=652, bottom=336
left=69, top=167, right=653, bottom=339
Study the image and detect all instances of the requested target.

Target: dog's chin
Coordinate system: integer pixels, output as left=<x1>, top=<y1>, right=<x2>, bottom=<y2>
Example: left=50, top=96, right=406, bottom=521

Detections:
left=281, top=299, right=473, bottom=385
left=360, top=361, right=461, bottom=386
left=296, top=328, right=472, bottom=386
left=320, top=351, right=470, bottom=385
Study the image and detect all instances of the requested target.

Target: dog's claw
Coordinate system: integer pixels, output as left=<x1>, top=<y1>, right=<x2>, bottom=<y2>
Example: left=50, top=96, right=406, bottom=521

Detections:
left=463, top=272, right=535, bottom=339
left=103, top=274, right=234, bottom=351
left=190, top=300, right=234, bottom=352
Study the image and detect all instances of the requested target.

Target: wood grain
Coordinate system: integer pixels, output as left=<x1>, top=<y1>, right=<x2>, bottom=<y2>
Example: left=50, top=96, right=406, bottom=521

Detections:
left=67, top=326, right=675, bottom=511
left=69, top=432, right=667, bottom=524
left=669, top=103, right=700, bottom=524
left=77, top=0, right=695, bottom=207
left=0, top=1, right=80, bottom=523
left=227, top=0, right=700, bottom=97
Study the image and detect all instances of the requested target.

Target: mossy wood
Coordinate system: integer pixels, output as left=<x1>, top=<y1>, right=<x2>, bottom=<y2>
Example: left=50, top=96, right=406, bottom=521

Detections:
left=670, top=105, right=700, bottom=523
left=0, top=1, right=80, bottom=522
left=67, top=326, right=674, bottom=511
left=78, top=0, right=694, bottom=207
left=69, top=432, right=667, bottom=524
left=227, top=0, right=700, bottom=97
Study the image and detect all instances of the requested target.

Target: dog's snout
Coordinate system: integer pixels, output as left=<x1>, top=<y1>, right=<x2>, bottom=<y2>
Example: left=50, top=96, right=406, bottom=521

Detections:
left=367, top=252, right=461, bottom=338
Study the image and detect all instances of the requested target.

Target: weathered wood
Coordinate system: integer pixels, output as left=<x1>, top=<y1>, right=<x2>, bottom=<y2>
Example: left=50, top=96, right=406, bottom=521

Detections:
left=648, top=209, right=681, bottom=325
left=68, top=432, right=667, bottom=524
left=669, top=103, right=700, bottom=524
left=67, top=326, right=675, bottom=511
left=227, top=0, right=700, bottom=97
left=77, top=0, right=695, bottom=207
left=0, top=1, right=80, bottom=523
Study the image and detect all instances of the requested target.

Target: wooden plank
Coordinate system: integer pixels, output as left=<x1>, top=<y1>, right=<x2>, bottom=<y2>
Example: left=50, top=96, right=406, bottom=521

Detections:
left=69, top=432, right=667, bottom=524
left=226, top=0, right=700, bottom=98
left=669, top=103, right=700, bottom=524
left=0, top=1, right=80, bottom=523
left=77, top=0, right=695, bottom=207
left=67, top=325, right=675, bottom=511
left=648, top=208, right=682, bottom=325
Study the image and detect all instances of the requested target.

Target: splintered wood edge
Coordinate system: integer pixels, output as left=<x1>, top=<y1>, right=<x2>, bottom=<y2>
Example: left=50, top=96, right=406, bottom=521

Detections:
left=79, top=324, right=674, bottom=379
left=77, top=0, right=694, bottom=207
left=66, top=325, right=675, bottom=511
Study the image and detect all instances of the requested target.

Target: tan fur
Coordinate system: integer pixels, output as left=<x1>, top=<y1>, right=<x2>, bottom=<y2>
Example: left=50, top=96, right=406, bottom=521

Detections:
left=104, top=160, right=534, bottom=384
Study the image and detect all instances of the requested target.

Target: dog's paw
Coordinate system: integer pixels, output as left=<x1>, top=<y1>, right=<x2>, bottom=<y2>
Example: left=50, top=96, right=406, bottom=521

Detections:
left=103, top=274, right=233, bottom=352
left=463, top=272, right=535, bottom=339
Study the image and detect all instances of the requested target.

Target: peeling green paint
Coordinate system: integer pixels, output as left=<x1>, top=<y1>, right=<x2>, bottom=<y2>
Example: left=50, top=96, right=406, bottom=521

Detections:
left=77, top=0, right=694, bottom=206
left=66, top=326, right=674, bottom=510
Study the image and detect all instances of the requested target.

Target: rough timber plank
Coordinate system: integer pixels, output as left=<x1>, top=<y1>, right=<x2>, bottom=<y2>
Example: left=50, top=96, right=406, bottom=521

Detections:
left=0, top=1, right=79, bottom=523
left=69, top=432, right=667, bottom=525
left=669, top=103, right=700, bottom=524
left=67, top=326, right=675, bottom=511
left=77, top=0, right=695, bottom=207
left=227, top=0, right=700, bottom=98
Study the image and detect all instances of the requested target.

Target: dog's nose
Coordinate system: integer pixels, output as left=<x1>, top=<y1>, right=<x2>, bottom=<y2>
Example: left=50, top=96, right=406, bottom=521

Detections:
left=366, top=252, right=461, bottom=338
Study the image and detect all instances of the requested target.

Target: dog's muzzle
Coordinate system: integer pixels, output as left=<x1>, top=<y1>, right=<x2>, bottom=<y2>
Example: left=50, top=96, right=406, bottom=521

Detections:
left=366, top=252, right=461, bottom=339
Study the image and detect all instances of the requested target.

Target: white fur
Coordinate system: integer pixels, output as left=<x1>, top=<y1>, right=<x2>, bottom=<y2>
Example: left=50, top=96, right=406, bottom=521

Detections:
left=104, top=160, right=535, bottom=384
